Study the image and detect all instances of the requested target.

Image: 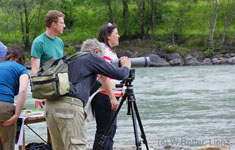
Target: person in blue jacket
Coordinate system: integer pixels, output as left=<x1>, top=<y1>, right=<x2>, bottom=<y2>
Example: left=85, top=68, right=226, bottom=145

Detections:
left=0, top=46, right=29, bottom=150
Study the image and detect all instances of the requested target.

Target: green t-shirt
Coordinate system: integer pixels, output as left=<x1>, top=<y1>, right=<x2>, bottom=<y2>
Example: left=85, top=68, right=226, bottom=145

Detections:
left=31, top=33, right=64, bottom=67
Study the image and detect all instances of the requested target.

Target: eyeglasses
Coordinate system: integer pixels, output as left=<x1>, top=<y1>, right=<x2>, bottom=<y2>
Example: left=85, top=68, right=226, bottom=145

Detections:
left=57, top=22, right=65, bottom=25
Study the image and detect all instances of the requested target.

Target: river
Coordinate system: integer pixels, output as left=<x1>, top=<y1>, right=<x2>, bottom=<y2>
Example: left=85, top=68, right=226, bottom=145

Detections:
left=23, top=65, right=235, bottom=149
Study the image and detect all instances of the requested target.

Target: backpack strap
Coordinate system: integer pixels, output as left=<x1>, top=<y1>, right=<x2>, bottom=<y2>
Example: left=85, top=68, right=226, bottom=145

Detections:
left=67, top=52, right=89, bottom=62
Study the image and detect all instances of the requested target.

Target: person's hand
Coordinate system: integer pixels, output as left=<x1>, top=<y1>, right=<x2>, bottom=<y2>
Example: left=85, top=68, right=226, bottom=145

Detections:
left=120, top=56, right=131, bottom=68
left=2, top=114, right=19, bottom=126
left=110, top=97, right=119, bottom=111
left=35, top=99, right=46, bottom=109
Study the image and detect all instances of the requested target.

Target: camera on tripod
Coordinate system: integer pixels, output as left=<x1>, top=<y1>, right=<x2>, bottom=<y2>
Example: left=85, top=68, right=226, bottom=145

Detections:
left=100, top=57, right=150, bottom=150
left=111, top=57, right=150, bottom=68
left=112, top=57, right=150, bottom=87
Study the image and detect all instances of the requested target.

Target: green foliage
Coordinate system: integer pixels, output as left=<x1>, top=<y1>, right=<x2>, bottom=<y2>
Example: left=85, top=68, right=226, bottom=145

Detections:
left=165, top=46, right=178, bottom=53
left=25, top=55, right=31, bottom=64
left=0, top=0, right=234, bottom=52
left=204, top=49, right=214, bottom=58
left=185, top=36, right=206, bottom=48
left=64, top=45, right=76, bottom=55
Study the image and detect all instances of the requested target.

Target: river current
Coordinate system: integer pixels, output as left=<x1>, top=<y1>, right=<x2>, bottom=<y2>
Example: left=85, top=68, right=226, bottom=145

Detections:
left=23, top=66, right=235, bottom=149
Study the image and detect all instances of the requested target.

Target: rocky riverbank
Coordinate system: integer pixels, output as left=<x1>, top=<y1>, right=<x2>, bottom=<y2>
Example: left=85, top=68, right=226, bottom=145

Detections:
left=24, top=51, right=235, bottom=69
left=24, top=40, right=234, bottom=69
left=113, top=39, right=235, bottom=67
left=141, top=52, right=235, bottom=67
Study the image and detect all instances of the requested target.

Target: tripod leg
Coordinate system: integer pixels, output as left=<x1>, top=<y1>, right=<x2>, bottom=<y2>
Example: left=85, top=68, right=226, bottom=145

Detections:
left=133, top=100, right=149, bottom=150
left=98, top=95, right=126, bottom=150
left=129, top=96, right=142, bottom=150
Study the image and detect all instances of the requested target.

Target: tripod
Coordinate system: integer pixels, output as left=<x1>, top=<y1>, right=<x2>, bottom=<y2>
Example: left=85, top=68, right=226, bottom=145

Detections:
left=98, top=69, right=149, bottom=150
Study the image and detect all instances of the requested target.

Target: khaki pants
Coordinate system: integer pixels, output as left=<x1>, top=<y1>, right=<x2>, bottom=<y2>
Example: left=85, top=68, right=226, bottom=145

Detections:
left=45, top=96, right=87, bottom=150
left=0, top=101, right=16, bottom=150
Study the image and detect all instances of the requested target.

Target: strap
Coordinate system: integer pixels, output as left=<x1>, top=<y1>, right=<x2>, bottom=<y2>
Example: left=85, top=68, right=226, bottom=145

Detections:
left=67, top=52, right=89, bottom=62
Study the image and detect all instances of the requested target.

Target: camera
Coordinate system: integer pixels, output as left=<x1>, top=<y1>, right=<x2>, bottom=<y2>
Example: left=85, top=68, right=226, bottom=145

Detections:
left=111, top=57, right=150, bottom=68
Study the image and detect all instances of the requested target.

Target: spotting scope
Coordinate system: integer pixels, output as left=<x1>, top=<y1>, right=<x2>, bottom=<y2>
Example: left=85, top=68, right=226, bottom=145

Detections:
left=111, top=57, right=150, bottom=68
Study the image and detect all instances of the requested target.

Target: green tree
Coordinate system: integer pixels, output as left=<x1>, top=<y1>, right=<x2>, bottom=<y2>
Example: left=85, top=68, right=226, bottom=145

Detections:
left=221, top=0, right=235, bottom=46
left=136, top=0, right=145, bottom=39
left=207, top=0, right=219, bottom=50
left=150, top=0, right=157, bottom=39
left=0, top=0, right=68, bottom=50
left=122, top=0, right=129, bottom=37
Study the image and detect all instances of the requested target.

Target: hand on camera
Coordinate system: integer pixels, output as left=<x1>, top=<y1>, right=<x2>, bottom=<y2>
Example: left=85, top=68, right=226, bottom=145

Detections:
left=120, top=56, right=131, bottom=68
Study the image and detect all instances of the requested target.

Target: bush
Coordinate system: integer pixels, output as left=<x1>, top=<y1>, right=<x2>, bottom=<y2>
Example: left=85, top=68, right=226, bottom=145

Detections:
left=204, top=49, right=214, bottom=58
left=65, top=46, right=76, bottom=55
left=165, top=46, right=178, bottom=53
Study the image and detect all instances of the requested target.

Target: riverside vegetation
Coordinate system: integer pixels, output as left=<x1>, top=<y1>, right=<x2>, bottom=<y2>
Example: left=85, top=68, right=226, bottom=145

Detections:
left=0, top=0, right=234, bottom=66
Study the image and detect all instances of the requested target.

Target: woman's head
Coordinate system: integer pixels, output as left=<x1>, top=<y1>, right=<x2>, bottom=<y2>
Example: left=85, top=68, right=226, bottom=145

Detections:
left=98, top=23, right=120, bottom=48
left=4, top=46, right=25, bottom=65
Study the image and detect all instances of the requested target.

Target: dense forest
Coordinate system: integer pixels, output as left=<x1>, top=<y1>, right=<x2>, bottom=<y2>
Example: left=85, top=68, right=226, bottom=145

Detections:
left=0, top=0, right=234, bottom=58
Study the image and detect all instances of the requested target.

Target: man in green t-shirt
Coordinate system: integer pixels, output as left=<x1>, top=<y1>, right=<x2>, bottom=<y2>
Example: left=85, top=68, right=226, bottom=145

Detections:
left=31, top=10, right=66, bottom=109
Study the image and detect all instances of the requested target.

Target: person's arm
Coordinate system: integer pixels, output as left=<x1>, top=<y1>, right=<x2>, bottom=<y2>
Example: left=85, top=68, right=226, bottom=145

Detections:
left=31, top=56, right=40, bottom=75
left=91, top=55, right=131, bottom=80
left=2, top=74, right=29, bottom=126
left=31, top=56, right=46, bottom=109
left=100, top=75, right=119, bottom=110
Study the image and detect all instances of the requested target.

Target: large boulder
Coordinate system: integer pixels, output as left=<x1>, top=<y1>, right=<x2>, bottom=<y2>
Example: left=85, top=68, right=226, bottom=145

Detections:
left=211, top=57, right=230, bottom=65
left=202, top=58, right=213, bottom=65
left=184, top=54, right=201, bottom=66
left=166, top=52, right=180, bottom=61
left=228, top=56, right=235, bottom=64
left=146, top=54, right=170, bottom=67
left=169, top=58, right=184, bottom=66
left=156, top=51, right=167, bottom=58
left=224, top=53, right=235, bottom=58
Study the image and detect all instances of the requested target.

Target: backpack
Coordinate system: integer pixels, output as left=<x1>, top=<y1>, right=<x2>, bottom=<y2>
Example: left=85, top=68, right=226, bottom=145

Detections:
left=31, top=52, right=88, bottom=100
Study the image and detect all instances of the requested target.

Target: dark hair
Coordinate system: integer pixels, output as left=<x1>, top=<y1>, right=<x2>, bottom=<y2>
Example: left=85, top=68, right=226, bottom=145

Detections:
left=98, top=23, right=117, bottom=48
left=4, top=46, right=25, bottom=65
left=45, top=10, right=65, bottom=28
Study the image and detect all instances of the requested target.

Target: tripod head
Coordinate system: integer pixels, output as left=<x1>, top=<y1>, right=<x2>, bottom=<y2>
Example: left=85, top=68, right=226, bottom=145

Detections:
left=116, top=68, right=135, bottom=88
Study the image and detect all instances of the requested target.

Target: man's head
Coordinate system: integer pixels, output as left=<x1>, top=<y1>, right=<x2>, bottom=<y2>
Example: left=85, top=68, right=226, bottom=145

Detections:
left=45, top=10, right=65, bottom=35
left=80, top=39, right=105, bottom=56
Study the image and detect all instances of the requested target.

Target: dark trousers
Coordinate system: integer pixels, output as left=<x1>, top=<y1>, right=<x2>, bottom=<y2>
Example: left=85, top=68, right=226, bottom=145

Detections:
left=91, top=93, right=118, bottom=150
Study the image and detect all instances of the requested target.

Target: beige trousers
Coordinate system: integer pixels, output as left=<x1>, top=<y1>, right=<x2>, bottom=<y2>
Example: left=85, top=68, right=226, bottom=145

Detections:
left=45, top=96, right=87, bottom=150
left=0, top=101, right=16, bottom=150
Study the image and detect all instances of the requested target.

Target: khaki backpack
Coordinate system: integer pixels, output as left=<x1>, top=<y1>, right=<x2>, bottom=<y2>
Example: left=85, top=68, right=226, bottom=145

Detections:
left=31, top=52, right=88, bottom=100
